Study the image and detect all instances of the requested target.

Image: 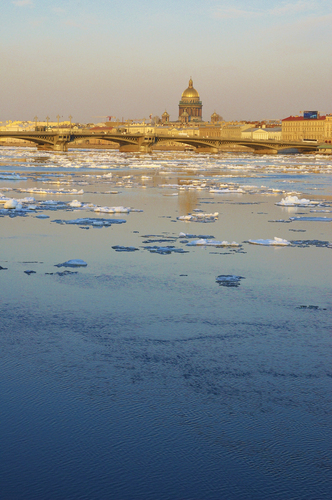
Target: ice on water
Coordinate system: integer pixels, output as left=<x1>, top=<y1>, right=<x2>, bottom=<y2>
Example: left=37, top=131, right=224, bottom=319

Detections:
left=55, top=259, right=88, bottom=268
left=69, top=200, right=83, bottom=208
left=143, top=246, right=188, bottom=255
left=179, top=232, right=215, bottom=239
left=94, top=206, right=143, bottom=214
left=248, top=236, right=291, bottom=246
left=53, top=217, right=127, bottom=227
left=187, top=239, right=240, bottom=247
left=112, top=246, right=139, bottom=252
left=276, top=195, right=319, bottom=206
left=216, top=274, right=245, bottom=287
left=3, top=199, right=21, bottom=209
left=210, top=187, right=245, bottom=194
left=177, top=212, right=219, bottom=222
left=290, top=216, right=332, bottom=222
left=17, top=187, right=84, bottom=195
left=0, top=172, right=27, bottom=180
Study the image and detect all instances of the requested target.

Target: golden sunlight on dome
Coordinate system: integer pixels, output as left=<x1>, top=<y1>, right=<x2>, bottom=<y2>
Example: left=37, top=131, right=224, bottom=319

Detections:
left=178, top=77, right=203, bottom=121
left=181, top=78, right=200, bottom=100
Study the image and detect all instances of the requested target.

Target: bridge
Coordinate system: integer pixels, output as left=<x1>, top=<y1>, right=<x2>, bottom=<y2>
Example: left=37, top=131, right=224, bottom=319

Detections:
left=0, top=130, right=319, bottom=154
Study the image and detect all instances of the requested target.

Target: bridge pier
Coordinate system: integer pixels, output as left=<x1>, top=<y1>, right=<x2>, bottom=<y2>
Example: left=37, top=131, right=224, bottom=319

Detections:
left=37, top=143, right=69, bottom=152
left=119, top=138, right=154, bottom=153
left=53, top=142, right=69, bottom=152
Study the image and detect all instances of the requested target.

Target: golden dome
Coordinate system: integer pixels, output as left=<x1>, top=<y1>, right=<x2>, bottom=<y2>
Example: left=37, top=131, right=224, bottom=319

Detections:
left=181, top=78, right=200, bottom=100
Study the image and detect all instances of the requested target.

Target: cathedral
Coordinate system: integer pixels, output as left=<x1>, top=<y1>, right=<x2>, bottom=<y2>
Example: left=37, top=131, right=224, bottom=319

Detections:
left=178, top=78, right=203, bottom=122
left=160, top=78, right=221, bottom=125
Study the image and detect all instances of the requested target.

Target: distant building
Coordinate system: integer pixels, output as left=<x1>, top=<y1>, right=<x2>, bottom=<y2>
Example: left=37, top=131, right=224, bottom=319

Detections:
left=178, top=78, right=203, bottom=122
left=220, top=124, right=252, bottom=139
left=199, top=123, right=223, bottom=138
left=282, top=114, right=332, bottom=141
left=180, top=110, right=189, bottom=124
left=161, top=111, right=170, bottom=124
left=242, top=127, right=281, bottom=140
left=211, top=112, right=222, bottom=124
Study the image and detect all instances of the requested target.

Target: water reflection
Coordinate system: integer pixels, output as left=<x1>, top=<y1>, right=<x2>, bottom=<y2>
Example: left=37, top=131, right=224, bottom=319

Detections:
left=178, top=190, right=199, bottom=214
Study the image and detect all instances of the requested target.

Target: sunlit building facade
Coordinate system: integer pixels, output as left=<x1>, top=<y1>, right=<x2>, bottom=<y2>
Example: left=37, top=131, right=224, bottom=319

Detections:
left=282, top=114, right=332, bottom=142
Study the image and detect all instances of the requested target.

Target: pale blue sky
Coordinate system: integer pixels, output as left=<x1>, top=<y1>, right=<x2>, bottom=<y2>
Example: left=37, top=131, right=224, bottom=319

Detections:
left=1, top=0, right=331, bottom=122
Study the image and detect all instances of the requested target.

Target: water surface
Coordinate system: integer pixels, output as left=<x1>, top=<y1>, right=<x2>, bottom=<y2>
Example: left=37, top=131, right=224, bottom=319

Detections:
left=0, top=147, right=331, bottom=499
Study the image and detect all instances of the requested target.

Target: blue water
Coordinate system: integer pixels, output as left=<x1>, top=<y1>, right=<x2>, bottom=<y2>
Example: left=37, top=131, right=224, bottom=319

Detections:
left=0, top=147, right=331, bottom=499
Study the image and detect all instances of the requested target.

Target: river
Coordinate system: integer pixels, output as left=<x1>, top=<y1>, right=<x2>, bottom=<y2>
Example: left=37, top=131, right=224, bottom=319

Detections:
left=0, top=147, right=331, bottom=499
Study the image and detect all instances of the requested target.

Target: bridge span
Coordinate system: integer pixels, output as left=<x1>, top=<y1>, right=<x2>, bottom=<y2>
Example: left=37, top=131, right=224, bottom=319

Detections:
left=0, top=130, right=319, bottom=154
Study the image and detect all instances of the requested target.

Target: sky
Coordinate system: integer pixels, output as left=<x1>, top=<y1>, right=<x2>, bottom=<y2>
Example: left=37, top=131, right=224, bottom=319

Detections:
left=1, top=0, right=332, bottom=123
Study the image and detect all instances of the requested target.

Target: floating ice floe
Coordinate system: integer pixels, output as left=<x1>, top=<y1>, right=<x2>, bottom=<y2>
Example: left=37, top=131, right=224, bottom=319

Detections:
left=69, top=200, right=83, bottom=208
left=210, top=188, right=244, bottom=194
left=290, top=239, right=331, bottom=248
left=310, top=209, right=332, bottom=213
left=55, top=259, right=87, bottom=268
left=99, top=173, right=113, bottom=179
left=0, top=173, right=27, bottom=180
left=46, top=270, right=78, bottom=276
left=177, top=212, right=219, bottom=222
left=42, top=200, right=59, bottom=205
left=296, top=305, right=327, bottom=310
left=216, top=275, right=245, bottom=287
left=143, top=246, right=188, bottom=255
left=17, top=187, right=84, bottom=195
left=276, top=195, right=318, bottom=206
left=35, top=214, right=50, bottom=219
left=268, top=219, right=291, bottom=223
left=248, top=237, right=290, bottom=246
left=94, top=206, right=142, bottom=214
left=159, top=184, right=179, bottom=189
left=52, top=217, right=126, bottom=227
left=0, top=196, right=39, bottom=211
left=20, top=197, right=36, bottom=203
left=3, top=199, right=20, bottom=209
left=289, top=216, right=332, bottom=222
left=112, top=246, right=139, bottom=252
left=179, top=232, right=215, bottom=239
left=187, top=239, right=240, bottom=247
left=142, top=237, right=177, bottom=243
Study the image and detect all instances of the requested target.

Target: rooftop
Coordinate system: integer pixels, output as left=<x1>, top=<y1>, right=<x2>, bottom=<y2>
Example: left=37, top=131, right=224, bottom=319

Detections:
left=282, top=116, right=326, bottom=122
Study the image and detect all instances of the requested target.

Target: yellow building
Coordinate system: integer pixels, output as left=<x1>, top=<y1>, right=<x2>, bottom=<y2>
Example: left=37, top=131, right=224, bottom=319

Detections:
left=199, top=124, right=222, bottom=137
left=282, top=115, right=332, bottom=142
left=242, top=127, right=282, bottom=140
left=220, top=124, right=252, bottom=139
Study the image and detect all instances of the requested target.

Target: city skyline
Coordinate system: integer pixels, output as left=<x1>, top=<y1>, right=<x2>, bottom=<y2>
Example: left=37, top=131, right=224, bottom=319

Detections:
left=1, top=0, right=332, bottom=123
